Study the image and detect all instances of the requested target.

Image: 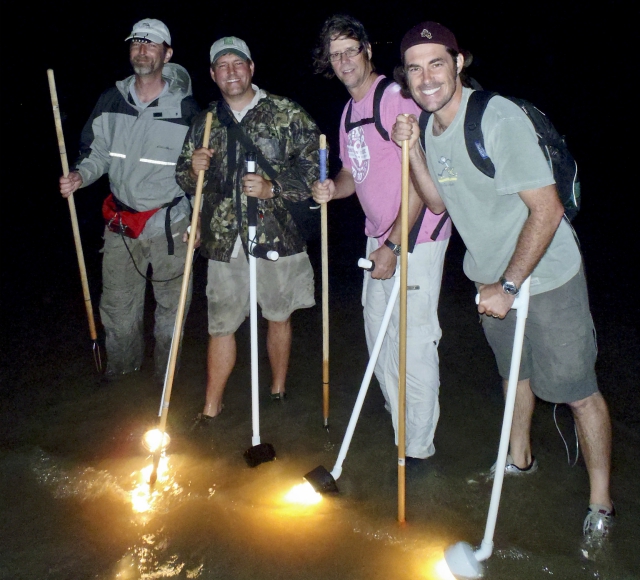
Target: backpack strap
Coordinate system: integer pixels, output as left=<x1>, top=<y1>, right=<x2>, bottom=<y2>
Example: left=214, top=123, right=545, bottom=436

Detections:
left=464, top=90, right=498, bottom=178
left=430, top=210, right=449, bottom=241
left=418, top=109, right=431, bottom=145
left=344, top=77, right=394, bottom=141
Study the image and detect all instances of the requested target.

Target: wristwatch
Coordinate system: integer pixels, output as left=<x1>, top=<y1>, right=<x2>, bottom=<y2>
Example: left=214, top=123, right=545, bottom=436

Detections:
left=499, top=276, right=519, bottom=296
left=384, top=239, right=401, bottom=256
left=271, top=181, right=282, bottom=197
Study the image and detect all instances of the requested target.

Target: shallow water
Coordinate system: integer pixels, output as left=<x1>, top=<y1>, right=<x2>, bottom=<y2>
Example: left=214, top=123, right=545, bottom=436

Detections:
left=1, top=231, right=639, bottom=580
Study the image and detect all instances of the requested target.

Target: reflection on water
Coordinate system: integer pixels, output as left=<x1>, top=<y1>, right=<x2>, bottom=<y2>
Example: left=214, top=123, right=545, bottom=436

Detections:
left=130, top=455, right=171, bottom=515
left=9, top=445, right=631, bottom=580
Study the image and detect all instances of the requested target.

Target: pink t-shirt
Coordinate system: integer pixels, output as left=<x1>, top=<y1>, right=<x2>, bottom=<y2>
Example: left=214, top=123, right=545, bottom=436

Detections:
left=339, top=75, right=451, bottom=244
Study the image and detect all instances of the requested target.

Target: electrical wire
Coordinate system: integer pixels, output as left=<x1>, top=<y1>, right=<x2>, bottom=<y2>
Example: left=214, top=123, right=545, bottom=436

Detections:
left=553, top=403, right=580, bottom=467
left=118, top=227, right=198, bottom=283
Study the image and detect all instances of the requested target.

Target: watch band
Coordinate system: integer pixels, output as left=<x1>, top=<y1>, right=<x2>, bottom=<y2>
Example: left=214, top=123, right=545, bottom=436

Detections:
left=384, top=239, right=401, bottom=256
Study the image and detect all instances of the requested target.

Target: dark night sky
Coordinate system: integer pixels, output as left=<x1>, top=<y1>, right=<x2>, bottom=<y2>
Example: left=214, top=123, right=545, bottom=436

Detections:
left=1, top=0, right=637, bottom=318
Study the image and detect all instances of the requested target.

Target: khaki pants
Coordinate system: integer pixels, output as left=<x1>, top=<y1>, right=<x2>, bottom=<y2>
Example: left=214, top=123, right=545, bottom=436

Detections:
left=100, top=218, right=191, bottom=377
left=363, top=237, right=448, bottom=459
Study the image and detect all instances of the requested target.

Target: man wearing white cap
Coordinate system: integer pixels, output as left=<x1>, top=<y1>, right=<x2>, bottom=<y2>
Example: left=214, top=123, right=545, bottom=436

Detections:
left=176, top=37, right=319, bottom=424
left=59, top=19, right=200, bottom=382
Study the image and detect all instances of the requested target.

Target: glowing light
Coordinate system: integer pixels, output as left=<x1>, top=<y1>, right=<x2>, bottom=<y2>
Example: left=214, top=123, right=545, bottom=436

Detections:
left=284, top=482, right=322, bottom=505
left=142, top=429, right=171, bottom=452
left=434, top=557, right=457, bottom=580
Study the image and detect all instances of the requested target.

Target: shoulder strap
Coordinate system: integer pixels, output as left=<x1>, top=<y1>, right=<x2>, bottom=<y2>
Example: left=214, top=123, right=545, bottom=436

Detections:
left=217, top=99, right=279, bottom=180
left=344, top=77, right=393, bottom=141
left=418, top=109, right=431, bottom=145
left=464, top=90, right=498, bottom=178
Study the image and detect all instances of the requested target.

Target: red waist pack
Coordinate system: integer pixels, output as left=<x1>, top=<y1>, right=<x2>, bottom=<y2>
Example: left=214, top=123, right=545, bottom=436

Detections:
left=102, top=193, right=161, bottom=238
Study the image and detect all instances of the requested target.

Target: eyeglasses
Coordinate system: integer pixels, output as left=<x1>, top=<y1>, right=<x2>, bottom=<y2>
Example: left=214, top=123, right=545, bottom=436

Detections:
left=328, top=45, right=364, bottom=63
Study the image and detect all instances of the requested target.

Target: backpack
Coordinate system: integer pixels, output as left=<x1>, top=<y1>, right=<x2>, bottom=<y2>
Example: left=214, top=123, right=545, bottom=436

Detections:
left=419, top=91, right=581, bottom=221
left=344, top=77, right=450, bottom=240
left=344, top=77, right=394, bottom=140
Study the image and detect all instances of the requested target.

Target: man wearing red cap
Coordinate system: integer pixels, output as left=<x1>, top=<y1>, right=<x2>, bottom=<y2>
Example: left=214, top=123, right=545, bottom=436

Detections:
left=392, top=21, right=613, bottom=549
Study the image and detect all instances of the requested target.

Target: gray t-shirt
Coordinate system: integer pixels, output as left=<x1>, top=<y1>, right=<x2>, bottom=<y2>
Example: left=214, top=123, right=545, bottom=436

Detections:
left=424, top=87, right=581, bottom=295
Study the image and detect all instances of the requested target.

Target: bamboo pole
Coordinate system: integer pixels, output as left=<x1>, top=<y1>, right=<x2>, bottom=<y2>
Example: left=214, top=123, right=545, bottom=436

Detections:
left=149, top=112, right=213, bottom=484
left=47, top=69, right=102, bottom=372
left=398, top=139, right=410, bottom=523
left=319, top=135, right=329, bottom=428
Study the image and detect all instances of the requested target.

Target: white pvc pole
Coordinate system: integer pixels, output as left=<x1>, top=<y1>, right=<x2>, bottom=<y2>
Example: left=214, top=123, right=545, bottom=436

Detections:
left=475, top=276, right=532, bottom=561
left=330, top=264, right=400, bottom=481
left=249, top=223, right=261, bottom=447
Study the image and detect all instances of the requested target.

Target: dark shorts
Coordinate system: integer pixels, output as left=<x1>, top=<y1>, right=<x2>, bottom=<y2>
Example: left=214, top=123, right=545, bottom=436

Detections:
left=480, top=267, right=598, bottom=404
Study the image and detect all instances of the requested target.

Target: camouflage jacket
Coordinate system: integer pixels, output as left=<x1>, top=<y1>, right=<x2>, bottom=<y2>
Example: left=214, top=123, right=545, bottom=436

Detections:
left=175, top=92, right=321, bottom=262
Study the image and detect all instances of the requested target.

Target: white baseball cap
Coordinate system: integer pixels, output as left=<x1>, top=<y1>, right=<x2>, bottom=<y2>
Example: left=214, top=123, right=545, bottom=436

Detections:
left=210, top=36, right=251, bottom=65
left=125, top=19, right=171, bottom=46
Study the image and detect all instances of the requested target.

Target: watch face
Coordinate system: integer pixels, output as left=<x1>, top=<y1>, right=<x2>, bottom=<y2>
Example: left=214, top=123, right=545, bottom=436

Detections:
left=272, top=183, right=282, bottom=195
left=502, top=281, right=518, bottom=295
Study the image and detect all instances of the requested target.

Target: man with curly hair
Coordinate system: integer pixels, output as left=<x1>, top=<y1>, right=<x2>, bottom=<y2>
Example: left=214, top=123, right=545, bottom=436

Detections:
left=312, top=15, right=451, bottom=462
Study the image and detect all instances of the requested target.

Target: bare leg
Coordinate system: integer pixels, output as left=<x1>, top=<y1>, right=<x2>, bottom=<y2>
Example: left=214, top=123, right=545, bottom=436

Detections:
left=203, top=334, right=236, bottom=417
left=569, top=391, right=612, bottom=509
left=267, top=318, right=291, bottom=395
left=505, top=378, right=535, bottom=468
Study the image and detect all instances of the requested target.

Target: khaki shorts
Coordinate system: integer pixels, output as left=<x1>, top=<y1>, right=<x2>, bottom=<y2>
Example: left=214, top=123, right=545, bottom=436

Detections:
left=206, top=251, right=315, bottom=336
left=480, top=266, right=598, bottom=404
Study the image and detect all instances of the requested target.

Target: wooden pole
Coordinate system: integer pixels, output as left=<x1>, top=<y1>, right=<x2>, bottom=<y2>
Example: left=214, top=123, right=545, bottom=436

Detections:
left=319, top=135, right=330, bottom=428
left=47, top=69, right=102, bottom=372
left=149, top=112, right=213, bottom=484
left=398, top=139, right=410, bottom=523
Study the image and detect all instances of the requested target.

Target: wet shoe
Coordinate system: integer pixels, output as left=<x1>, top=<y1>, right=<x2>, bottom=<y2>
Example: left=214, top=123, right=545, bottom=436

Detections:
left=190, top=411, right=221, bottom=431
left=270, top=391, right=288, bottom=401
left=581, top=504, right=615, bottom=560
left=489, top=454, right=538, bottom=477
left=583, top=504, right=615, bottom=542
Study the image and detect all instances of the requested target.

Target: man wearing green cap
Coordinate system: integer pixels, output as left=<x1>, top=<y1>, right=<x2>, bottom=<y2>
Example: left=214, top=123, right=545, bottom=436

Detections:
left=176, top=37, right=319, bottom=424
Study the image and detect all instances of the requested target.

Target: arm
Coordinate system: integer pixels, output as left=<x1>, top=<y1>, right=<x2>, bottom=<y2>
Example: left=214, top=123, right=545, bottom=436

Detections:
left=392, top=114, right=447, bottom=215
left=72, top=90, right=117, bottom=190
left=175, top=114, right=210, bottom=196
left=311, top=167, right=356, bottom=203
left=368, top=180, right=424, bottom=280
left=477, top=184, right=564, bottom=317
left=270, top=105, right=321, bottom=202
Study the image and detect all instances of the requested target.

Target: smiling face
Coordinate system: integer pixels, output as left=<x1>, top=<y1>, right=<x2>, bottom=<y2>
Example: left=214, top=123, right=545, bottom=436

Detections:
left=129, top=40, right=172, bottom=77
left=210, top=52, right=255, bottom=104
left=404, top=42, right=463, bottom=119
left=329, top=35, right=373, bottom=98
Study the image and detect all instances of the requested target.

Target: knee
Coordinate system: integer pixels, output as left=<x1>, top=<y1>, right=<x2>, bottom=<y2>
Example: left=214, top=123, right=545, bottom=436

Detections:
left=568, top=391, right=605, bottom=414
